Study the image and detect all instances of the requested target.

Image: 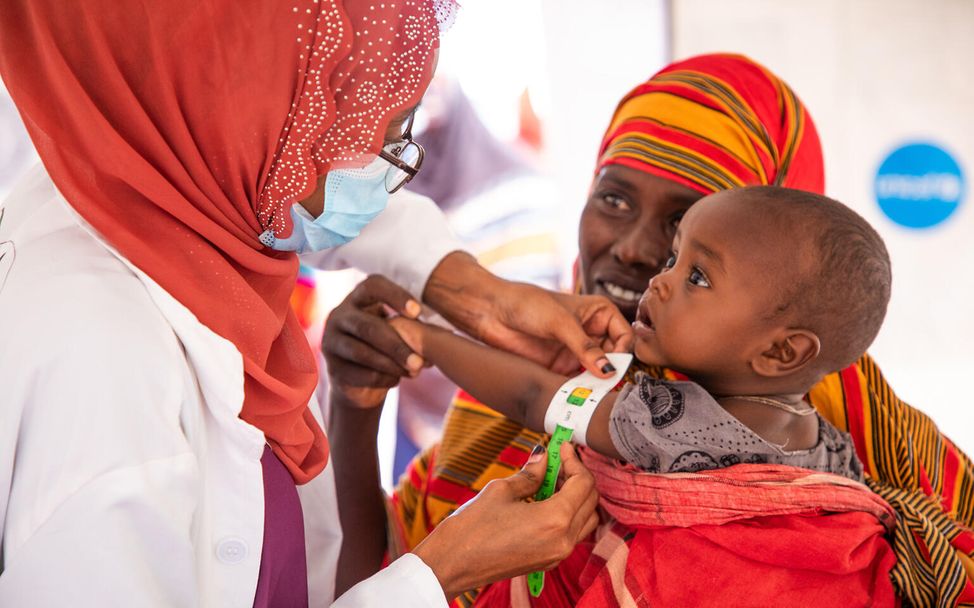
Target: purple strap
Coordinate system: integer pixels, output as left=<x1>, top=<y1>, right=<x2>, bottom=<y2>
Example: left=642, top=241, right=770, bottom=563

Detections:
left=253, top=445, right=309, bottom=608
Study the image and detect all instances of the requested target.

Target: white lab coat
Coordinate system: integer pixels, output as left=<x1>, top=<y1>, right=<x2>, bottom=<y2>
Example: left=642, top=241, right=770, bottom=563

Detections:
left=0, top=165, right=460, bottom=607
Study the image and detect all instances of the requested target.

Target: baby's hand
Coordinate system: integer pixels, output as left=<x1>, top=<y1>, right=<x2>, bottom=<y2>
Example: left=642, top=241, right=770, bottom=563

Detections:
left=388, top=316, right=427, bottom=358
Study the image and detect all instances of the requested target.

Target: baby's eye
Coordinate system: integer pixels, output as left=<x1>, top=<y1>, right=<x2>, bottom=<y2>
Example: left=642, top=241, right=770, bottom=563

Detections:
left=663, top=255, right=676, bottom=270
left=688, top=267, right=710, bottom=287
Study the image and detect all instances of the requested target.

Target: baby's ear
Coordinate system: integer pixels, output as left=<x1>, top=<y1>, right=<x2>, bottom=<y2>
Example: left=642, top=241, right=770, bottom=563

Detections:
left=751, top=329, right=821, bottom=378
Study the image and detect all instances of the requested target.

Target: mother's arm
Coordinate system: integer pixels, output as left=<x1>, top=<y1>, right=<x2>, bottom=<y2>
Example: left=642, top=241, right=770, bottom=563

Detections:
left=304, top=188, right=632, bottom=378
left=422, top=251, right=633, bottom=376
left=323, top=276, right=419, bottom=596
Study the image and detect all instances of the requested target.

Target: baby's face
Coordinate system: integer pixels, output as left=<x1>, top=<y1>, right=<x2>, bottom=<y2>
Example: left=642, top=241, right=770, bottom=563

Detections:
left=631, top=191, right=786, bottom=391
left=578, top=165, right=703, bottom=321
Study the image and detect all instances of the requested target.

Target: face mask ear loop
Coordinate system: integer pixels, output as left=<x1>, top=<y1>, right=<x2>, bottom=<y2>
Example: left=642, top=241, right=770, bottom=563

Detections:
left=258, top=193, right=291, bottom=249
left=258, top=185, right=319, bottom=249
left=258, top=229, right=277, bottom=248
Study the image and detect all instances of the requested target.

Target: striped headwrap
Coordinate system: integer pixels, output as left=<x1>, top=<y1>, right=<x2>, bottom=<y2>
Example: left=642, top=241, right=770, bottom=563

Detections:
left=392, top=55, right=974, bottom=607
left=597, top=53, right=824, bottom=194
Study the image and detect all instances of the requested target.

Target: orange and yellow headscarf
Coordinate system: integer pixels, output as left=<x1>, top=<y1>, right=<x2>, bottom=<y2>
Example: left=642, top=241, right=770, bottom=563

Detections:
left=597, top=53, right=825, bottom=195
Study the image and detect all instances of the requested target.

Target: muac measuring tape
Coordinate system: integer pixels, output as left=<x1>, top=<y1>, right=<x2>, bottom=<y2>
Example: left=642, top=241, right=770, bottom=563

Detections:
left=527, top=352, right=632, bottom=597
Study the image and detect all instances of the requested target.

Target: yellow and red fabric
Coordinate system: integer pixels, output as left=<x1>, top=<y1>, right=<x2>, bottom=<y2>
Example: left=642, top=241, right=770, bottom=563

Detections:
left=392, top=54, right=974, bottom=607
left=811, top=359, right=974, bottom=605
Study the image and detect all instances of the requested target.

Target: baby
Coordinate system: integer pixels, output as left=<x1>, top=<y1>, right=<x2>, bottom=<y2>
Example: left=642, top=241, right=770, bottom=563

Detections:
left=387, top=186, right=891, bottom=480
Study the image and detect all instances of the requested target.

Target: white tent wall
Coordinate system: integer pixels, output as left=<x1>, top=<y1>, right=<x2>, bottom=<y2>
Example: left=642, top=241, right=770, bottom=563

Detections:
left=538, top=0, right=670, bottom=280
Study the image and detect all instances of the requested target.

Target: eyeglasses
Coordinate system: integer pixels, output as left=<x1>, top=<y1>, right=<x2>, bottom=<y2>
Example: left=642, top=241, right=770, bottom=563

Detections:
left=379, top=110, right=425, bottom=194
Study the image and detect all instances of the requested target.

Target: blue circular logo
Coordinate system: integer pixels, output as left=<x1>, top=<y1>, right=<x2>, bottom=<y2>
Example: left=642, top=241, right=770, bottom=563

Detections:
left=874, top=142, right=965, bottom=229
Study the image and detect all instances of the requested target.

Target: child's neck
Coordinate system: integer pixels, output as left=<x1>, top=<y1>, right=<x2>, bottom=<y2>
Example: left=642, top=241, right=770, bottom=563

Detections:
left=716, top=394, right=819, bottom=451
left=663, top=367, right=821, bottom=450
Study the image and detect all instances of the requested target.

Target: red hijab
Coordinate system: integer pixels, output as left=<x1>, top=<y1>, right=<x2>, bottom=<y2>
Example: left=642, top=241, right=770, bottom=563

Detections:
left=0, top=0, right=443, bottom=483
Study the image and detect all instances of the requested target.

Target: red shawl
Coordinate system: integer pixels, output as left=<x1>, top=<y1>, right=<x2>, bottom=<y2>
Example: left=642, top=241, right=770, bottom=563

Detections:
left=473, top=450, right=898, bottom=607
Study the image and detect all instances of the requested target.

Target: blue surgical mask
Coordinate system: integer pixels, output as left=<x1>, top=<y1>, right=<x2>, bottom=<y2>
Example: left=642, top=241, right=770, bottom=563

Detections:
left=259, top=151, right=390, bottom=253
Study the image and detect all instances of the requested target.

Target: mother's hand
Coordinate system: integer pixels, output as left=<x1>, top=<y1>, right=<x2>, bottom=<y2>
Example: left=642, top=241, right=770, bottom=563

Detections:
left=322, top=274, right=426, bottom=409
left=423, top=252, right=633, bottom=378
left=412, top=442, right=600, bottom=600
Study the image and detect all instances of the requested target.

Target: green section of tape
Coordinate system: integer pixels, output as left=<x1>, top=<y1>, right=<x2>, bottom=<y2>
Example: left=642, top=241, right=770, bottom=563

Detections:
left=527, top=570, right=545, bottom=598
left=528, top=424, right=575, bottom=597
left=566, top=393, right=586, bottom=406
left=534, top=424, right=575, bottom=502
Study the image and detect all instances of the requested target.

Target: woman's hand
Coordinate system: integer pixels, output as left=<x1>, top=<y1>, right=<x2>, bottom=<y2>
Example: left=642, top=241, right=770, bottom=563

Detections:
left=412, top=442, right=600, bottom=600
left=423, top=252, right=633, bottom=378
left=546, top=290, right=637, bottom=374
left=322, top=274, right=426, bottom=409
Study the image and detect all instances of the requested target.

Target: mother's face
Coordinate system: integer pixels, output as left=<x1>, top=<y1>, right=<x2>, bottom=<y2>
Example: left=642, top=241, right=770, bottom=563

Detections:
left=578, top=165, right=704, bottom=321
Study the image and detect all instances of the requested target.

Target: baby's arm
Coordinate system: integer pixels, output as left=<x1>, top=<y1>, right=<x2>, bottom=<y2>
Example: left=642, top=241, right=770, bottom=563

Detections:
left=390, top=317, right=623, bottom=459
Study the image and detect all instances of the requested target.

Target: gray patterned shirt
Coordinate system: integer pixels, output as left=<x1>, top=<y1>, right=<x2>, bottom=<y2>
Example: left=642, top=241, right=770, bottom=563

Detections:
left=609, top=372, right=863, bottom=481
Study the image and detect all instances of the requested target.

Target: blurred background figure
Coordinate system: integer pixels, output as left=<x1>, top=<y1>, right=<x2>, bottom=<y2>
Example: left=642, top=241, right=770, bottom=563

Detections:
left=393, top=77, right=562, bottom=474
left=408, top=78, right=559, bottom=289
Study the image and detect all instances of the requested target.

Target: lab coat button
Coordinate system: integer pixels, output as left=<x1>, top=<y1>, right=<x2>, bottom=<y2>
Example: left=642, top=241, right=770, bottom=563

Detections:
left=216, top=538, right=248, bottom=564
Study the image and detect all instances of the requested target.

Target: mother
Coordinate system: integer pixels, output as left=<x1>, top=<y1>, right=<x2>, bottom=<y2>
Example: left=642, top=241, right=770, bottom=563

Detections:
left=384, top=54, right=974, bottom=606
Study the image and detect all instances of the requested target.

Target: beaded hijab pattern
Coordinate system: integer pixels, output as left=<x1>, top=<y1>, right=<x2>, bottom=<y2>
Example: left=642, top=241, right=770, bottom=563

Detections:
left=258, top=0, right=457, bottom=238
